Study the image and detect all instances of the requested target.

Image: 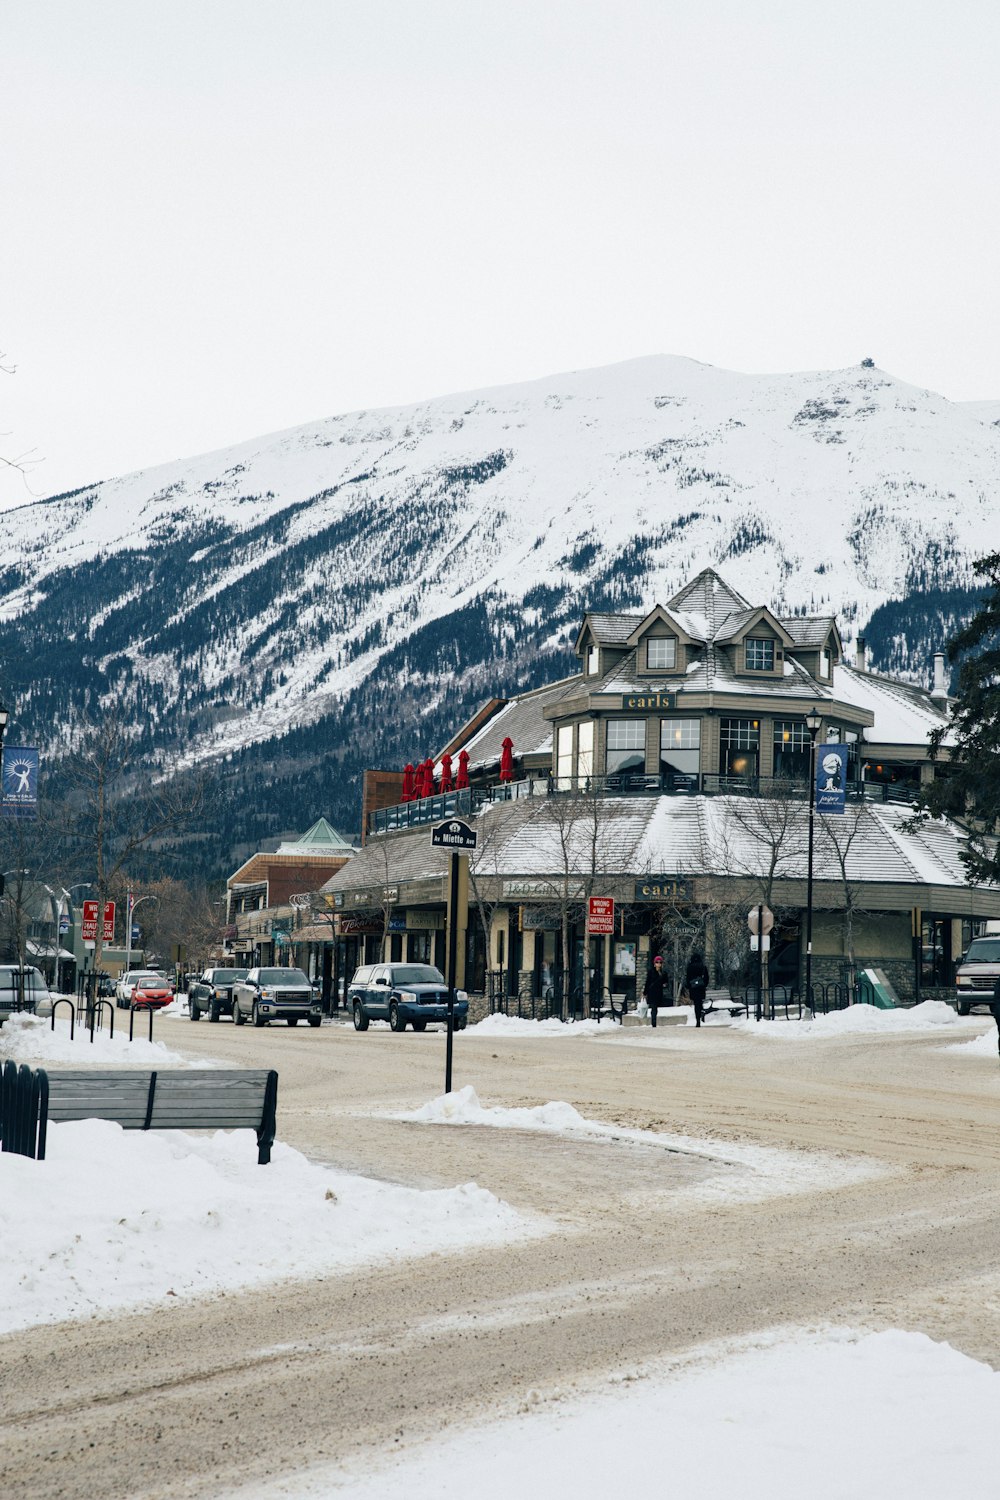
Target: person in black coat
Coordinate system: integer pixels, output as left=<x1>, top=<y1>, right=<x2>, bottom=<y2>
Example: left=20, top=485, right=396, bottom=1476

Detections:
left=642, top=954, right=669, bottom=1027
left=991, top=972, right=1000, bottom=1060
left=684, top=950, right=710, bottom=1028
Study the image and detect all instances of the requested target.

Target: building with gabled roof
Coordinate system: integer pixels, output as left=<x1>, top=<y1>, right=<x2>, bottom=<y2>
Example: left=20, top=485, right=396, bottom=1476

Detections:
left=326, top=569, right=990, bottom=1015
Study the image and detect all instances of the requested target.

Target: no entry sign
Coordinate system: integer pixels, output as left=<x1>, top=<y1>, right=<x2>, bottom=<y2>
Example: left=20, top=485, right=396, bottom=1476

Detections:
left=587, top=896, right=615, bottom=935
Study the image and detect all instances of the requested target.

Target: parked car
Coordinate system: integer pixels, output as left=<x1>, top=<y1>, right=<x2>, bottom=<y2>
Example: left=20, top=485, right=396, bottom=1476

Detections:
left=188, top=967, right=248, bottom=1022
left=116, top=969, right=169, bottom=1007
left=954, top=936, right=1000, bottom=1014
left=347, top=963, right=469, bottom=1033
left=130, top=976, right=175, bottom=1010
left=0, top=965, right=54, bottom=1023
left=231, top=967, right=322, bottom=1028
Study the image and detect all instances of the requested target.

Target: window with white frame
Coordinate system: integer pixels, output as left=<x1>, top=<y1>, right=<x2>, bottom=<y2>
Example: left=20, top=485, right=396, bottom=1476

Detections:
left=556, top=725, right=574, bottom=784
left=659, top=719, right=700, bottom=777
left=587, top=645, right=600, bottom=676
left=577, top=720, right=594, bottom=781
left=606, top=719, right=645, bottom=775
left=745, top=637, right=775, bottom=671
left=646, top=636, right=676, bottom=670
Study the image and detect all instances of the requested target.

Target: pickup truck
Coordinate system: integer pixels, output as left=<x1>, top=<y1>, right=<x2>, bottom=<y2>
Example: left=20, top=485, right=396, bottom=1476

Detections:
left=188, top=967, right=248, bottom=1022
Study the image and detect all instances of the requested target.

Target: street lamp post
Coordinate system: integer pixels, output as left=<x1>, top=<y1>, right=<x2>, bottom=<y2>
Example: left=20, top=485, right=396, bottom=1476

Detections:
left=125, top=894, right=158, bottom=979
left=804, top=706, right=823, bottom=1010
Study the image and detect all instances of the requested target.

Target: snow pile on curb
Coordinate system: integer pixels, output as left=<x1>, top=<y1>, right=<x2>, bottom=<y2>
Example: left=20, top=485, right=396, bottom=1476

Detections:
left=468, top=1014, right=610, bottom=1038
left=0, top=1119, right=536, bottom=1334
left=733, top=1000, right=969, bottom=1039
left=0, top=1010, right=207, bottom=1068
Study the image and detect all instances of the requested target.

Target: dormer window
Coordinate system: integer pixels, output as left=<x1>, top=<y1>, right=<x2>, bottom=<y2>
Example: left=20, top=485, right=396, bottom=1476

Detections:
left=819, top=648, right=830, bottom=678
left=745, top=637, right=775, bottom=672
left=587, top=645, right=600, bottom=676
left=646, top=637, right=676, bottom=671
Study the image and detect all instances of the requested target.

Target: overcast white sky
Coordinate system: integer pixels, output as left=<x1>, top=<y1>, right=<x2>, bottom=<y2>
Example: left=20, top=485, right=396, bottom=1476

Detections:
left=3, top=0, right=998, bottom=508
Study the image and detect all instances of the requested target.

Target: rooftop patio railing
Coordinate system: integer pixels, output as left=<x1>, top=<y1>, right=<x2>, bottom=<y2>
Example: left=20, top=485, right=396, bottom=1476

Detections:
left=366, top=770, right=918, bottom=835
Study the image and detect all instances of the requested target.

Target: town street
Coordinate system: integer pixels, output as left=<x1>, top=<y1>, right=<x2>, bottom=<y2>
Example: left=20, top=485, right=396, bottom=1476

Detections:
left=3, top=1016, right=999, bottom=1500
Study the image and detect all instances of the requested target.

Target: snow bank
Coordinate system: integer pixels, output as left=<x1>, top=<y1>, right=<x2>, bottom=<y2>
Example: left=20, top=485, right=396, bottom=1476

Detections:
left=733, top=999, right=969, bottom=1039
left=225, top=1327, right=1000, bottom=1500
left=399, top=1087, right=886, bottom=1202
left=0, top=1119, right=536, bottom=1334
left=944, top=1026, right=999, bottom=1057
left=468, top=1013, right=610, bottom=1038
left=0, top=1010, right=211, bottom=1068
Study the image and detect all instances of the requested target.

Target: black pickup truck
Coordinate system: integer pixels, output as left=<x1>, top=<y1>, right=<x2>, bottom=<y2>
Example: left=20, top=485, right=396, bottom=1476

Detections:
left=188, top=967, right=248, bottom=1022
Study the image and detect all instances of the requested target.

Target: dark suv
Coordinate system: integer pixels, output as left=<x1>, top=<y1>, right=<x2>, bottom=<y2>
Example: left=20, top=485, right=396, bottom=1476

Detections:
left=347, top=963, right=469, bottom=1033
left=232, top=967, right=322, bottom=1028
left=188, top=967, right=248, bottom=1022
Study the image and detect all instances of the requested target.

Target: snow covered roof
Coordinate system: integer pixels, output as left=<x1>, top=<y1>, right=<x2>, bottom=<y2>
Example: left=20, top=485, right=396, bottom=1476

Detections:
left=834, top=664, right=953, bottom=749
left=780, top=615, right=840, bottom=649
left=328, top=790, right=990, bottom=906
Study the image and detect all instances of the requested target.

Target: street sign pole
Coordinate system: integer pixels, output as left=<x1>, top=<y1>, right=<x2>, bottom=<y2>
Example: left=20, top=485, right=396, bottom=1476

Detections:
left=432, top=818, right=477, bottom=1095
left=445, top=851, right=459, bottom=1093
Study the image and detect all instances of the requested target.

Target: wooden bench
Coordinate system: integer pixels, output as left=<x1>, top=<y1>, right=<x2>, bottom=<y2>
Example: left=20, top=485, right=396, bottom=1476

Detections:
left=33, top=1068, right=279, bottom=1164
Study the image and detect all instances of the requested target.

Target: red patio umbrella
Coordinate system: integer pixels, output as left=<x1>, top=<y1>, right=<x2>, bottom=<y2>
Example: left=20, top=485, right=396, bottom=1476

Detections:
left=499, top=736, right=515, bottom=782
left=455, top=749, right=470, bottom=789
left=439, top=752, right=454, bottom=793
left=401, top=763, right=416, bottom=802
left=419, top=758, right=437, bottom=798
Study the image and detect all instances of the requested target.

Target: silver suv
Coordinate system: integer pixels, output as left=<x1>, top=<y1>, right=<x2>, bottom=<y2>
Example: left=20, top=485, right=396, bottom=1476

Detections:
left=0, top=965, right=52, bottom=1023
left=954, top=937, right=1000, bottom=1015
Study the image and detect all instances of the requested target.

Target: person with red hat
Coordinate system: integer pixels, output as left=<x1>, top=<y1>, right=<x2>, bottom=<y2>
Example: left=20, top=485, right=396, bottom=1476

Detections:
left=642, top=953, right=669, bottom=1027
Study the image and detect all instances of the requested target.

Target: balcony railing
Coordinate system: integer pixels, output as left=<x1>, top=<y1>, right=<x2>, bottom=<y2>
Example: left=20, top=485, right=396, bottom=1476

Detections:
left=366, top=771, right=918, bottom=835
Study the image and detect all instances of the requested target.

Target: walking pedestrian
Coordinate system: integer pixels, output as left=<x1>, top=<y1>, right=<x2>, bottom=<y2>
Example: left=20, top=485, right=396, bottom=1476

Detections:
left=684, top=950, right=710, bottom=1028
left=991, top=971, right=1000, bottom=1062
left=642, top=954, right=669, bottom=1027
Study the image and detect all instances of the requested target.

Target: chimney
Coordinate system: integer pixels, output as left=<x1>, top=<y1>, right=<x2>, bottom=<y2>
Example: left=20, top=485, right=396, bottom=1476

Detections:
left=931, top=651, right=948, bottom=700
left=855, top=635, right=867, bottom=671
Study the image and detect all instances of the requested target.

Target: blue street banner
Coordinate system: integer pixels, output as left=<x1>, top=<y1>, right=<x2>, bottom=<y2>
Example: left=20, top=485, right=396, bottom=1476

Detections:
left=815, top=742, right=848, bottom=814
left=2, top=746, right=39, bottom=818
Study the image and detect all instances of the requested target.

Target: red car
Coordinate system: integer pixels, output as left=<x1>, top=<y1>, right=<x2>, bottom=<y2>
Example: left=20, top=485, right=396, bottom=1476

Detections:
left=130, top=977, right=174, bottom=1010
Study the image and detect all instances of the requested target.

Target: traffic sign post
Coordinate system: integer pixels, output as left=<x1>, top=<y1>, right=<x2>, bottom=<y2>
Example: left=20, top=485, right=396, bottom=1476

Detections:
left=587, top=897, right=615, bottom=935
left=747, top=904, right=773, bottom=1020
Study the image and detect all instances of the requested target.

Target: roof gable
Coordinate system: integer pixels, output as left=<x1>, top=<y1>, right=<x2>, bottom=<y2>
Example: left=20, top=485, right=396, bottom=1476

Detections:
left=713, top=604, right=795, bottom=648
left=666, top=568, right=752, bottom=634
left=625, top=604, right=704, bottom=648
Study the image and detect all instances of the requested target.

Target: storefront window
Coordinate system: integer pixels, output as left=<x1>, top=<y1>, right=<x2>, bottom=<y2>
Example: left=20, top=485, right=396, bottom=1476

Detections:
left=720, top=718, right=760, bottom=778
left=773, top=720, right=810, bottom=779
left=659, top=718, right=700, bottom=777
left=606, top=720, right=646, bottom=775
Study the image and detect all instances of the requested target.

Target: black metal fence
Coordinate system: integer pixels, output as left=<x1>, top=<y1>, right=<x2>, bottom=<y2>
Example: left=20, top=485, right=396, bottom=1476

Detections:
left=483, top=973, right=896, bottom=1025
left=0, top=1061, right=47, bottom=1158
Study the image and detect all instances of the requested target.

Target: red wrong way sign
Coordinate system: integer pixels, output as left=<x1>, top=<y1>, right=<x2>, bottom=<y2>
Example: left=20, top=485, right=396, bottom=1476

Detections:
left=587, top=896, right=615, bottom=935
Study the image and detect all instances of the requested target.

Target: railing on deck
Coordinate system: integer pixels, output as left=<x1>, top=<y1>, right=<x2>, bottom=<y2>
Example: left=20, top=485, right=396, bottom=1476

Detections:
left=367, top=770, right=918, bottom=835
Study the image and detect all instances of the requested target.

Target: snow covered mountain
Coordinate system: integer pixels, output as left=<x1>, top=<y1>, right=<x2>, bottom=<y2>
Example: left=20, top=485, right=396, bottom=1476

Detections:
left=1, top=355, right=995, bottom=873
